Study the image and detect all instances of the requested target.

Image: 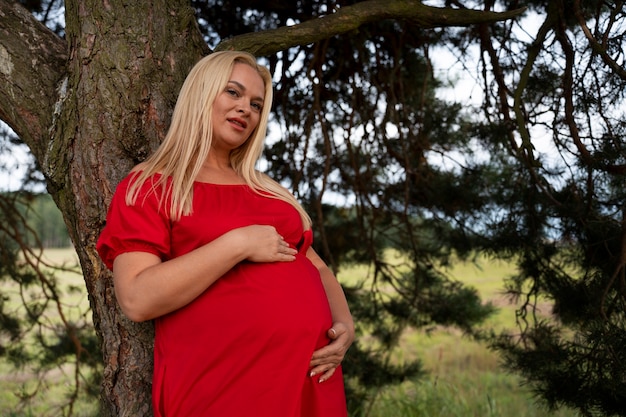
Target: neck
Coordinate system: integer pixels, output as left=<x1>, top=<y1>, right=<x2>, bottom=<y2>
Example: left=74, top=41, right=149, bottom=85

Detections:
left=197, top=156, right=243, bottom=184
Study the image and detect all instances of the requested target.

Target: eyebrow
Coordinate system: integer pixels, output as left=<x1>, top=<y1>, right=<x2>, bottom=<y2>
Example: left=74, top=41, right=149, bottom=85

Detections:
left=227, top=80, right=264, bottom=103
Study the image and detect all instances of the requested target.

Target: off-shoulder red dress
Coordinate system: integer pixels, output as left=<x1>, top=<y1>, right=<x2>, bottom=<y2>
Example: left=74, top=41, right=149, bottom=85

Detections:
left=97, top=174, right=348, bottom=417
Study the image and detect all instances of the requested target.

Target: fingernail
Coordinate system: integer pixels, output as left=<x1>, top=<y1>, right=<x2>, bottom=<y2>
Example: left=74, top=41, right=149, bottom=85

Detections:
left=318, top=377, right=326, bottom=383
left=309, top=371, right=316, bottom=377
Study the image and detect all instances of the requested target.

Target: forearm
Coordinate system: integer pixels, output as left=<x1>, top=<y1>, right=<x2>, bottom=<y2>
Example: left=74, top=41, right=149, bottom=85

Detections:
left=307, top=248, right=355, bottom=381
left=113, top=229, right=247, bottom=322
left=319, top=266, right=354, bottom=333
left=113, top=224, right=295, bottom=322
left=306, top=247, right=354, bottom=334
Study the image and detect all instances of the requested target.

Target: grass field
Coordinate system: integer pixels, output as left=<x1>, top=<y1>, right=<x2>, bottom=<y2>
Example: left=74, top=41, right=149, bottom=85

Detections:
left=0, top=248, right=98, bottom=417
left=0, top=248, right=581, bottom=416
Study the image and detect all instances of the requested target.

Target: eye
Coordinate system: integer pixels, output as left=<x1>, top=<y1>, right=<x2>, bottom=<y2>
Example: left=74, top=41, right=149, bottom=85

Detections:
left=251, top=102, right=263, bottom=111
left=226, top=88, right=240, bottom=97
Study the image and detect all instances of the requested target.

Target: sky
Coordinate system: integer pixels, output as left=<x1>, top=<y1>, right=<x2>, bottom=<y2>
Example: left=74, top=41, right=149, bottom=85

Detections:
left=0, top=123, right=32, bottom=192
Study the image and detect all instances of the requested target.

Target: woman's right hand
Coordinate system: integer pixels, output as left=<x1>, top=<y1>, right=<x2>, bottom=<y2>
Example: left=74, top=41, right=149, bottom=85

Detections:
left=236, top=225, right=297, bottom=263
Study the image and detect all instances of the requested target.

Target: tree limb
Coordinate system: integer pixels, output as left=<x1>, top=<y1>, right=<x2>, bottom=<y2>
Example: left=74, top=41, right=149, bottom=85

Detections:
left=0, top=0, right=67, bottom=160
left=216, top=0, right=526, bottom=56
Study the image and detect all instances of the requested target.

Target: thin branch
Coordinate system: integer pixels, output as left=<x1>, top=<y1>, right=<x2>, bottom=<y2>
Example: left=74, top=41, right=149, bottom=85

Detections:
left=573, top=0, right=626, bottom=81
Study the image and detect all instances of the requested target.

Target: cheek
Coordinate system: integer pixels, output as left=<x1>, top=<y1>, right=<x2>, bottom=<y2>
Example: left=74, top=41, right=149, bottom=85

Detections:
left=250, top=114, right=261, bottom=130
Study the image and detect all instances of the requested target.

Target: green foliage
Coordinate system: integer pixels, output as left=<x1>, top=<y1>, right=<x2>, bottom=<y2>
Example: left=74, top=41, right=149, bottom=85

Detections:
left=14, top=193, right=71, bottom=248
left=455, top=1, right=626, bottom=415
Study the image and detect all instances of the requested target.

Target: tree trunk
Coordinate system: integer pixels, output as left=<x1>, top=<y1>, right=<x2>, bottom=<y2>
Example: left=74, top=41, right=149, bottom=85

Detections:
left=60, top=2, right=209, bottom=414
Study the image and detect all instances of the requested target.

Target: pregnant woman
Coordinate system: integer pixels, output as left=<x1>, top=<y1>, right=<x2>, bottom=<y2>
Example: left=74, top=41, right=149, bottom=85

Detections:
left=97, top=51, right=354, bottom=417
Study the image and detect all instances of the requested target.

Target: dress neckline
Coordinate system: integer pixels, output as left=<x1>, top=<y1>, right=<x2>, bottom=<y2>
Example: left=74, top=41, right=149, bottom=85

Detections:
left=193, top=181, right=249, bottom=186
left=143, top=171, right=249, bottom=187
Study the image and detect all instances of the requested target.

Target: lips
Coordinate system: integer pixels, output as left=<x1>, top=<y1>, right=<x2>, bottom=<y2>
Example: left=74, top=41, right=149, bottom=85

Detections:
left=228, top=117, right=247, bottom=130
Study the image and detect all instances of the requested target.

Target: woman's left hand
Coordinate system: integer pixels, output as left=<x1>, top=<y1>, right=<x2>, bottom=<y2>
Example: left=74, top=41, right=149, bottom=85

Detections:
left=309, top=321, right=354, bottom=383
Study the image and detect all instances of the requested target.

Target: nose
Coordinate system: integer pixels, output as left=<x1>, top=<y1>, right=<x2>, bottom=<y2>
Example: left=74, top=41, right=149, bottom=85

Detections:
left=237, top=101, right=251, bottom=115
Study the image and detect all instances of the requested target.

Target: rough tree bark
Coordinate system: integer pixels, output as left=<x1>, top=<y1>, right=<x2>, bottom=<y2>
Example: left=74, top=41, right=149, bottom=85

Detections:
left=0, top=0, right=522, bottom=414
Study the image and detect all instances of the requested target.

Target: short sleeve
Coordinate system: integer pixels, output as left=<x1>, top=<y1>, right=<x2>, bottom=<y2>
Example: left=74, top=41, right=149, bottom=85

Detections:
left=96, top=174, right=172, bottom=270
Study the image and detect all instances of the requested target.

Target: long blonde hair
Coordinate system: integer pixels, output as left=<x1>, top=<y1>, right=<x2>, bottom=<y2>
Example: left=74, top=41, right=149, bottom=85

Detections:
left=126, top=51, right=312, bottom=229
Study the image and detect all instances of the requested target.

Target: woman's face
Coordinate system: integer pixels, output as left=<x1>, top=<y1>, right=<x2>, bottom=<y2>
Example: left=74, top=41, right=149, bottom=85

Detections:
left=211, top=63, right=266, bottom=153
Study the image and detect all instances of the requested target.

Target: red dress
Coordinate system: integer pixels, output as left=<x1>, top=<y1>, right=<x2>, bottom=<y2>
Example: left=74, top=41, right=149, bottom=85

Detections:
left=97, top=174, right=348, bottom=417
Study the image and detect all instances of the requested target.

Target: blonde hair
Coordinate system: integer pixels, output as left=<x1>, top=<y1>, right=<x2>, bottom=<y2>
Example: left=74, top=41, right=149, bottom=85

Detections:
left=126, top=51, right=312, bottom=229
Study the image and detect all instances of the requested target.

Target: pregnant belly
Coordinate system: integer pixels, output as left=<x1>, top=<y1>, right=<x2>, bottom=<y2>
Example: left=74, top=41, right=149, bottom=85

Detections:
left=156, top=254, right=332, bottom=356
